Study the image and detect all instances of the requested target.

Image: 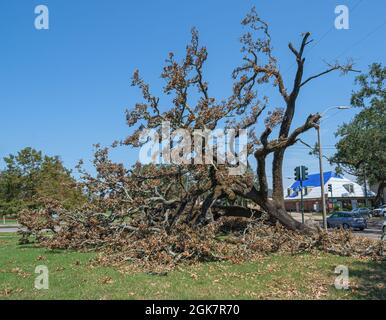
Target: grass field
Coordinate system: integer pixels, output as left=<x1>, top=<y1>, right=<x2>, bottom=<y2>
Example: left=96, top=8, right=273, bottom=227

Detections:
left=0, top=218, right=18, bottom=225
left=0, top=233, right=385, bottom=300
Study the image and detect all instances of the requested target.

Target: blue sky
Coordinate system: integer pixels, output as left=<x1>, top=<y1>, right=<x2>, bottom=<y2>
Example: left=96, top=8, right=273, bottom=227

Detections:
left=1, top=0, right=385, bottom=188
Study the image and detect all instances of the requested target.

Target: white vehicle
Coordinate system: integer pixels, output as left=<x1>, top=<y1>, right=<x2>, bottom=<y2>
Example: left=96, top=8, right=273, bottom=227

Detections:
left=373, top=205, right=386, bottom=217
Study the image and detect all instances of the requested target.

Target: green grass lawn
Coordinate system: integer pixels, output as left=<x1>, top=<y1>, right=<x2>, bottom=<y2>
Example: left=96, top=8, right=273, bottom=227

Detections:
left=0, top=233, right=385, bottom=300
left=0, top=218, right=18, bottom=225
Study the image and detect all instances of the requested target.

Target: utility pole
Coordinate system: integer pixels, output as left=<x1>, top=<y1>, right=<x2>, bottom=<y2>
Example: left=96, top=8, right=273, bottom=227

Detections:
left=314, top=105, right=351, bottom=230
left=316, top=124, right=327, bottom=231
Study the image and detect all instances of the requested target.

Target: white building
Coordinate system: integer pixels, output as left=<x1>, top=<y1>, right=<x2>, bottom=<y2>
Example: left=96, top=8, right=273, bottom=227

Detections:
left=284, top=171, right=375, bottom=212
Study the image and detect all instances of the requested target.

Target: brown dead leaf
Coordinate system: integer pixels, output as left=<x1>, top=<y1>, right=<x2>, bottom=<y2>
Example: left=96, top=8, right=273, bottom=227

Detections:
left=100, top=276, right=114, bottom=285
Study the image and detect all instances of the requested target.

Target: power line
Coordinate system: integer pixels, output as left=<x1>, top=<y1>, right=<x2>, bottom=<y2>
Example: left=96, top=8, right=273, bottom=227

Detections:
left=320, top=109, right=344, bottom=124
left=334, top=19, right=386, bottom=61
left=281, top=0, right=364, bottom=76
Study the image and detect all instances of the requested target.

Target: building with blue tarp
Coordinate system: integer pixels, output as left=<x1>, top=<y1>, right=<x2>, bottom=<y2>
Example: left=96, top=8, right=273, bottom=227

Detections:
left=284, top=171, right=375, bottom=212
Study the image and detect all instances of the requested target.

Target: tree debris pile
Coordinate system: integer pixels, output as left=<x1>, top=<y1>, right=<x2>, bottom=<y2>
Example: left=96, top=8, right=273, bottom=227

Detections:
left=18, top=208, right=385, bottom=272
left=18, top=207, right=58, bottom=245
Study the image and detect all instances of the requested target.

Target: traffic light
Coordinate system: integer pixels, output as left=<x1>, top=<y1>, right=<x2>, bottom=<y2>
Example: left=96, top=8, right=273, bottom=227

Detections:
left=294, top=166, right=301, bottom=181
left=328, top=184, right=332, bottom=193
left=301, top=166, right=309, bottom=180
left=294, top=166, right=309, bottom=181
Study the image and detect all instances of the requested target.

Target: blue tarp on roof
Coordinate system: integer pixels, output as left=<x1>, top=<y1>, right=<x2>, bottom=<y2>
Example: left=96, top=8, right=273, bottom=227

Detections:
left=288, top=192, right=298, bottom=198
left=289, top=171, right=342, bottom=189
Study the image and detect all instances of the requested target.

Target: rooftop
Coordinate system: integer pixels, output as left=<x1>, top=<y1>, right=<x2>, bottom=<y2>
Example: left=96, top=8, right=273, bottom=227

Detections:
left=289, top=171, right=342, bottom=189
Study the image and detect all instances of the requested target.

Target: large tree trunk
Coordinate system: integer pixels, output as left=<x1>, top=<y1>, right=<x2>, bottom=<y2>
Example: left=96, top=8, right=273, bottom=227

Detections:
left=375, top=181, right=386, bottom=206
left=270, top=147, right=308, bottom=232
left=246, top=149, right=314, bottom=232
left=264, top=199, right=312, bottom=233
left=272, top=149, right=285, bottom=204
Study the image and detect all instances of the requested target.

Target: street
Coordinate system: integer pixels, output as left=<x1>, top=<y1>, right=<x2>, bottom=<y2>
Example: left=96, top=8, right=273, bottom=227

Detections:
left=355, top=218, right=384, bottom=240
left=290, top=212, right=385, bottom=240
left=0, top=226, right=20, bottom=233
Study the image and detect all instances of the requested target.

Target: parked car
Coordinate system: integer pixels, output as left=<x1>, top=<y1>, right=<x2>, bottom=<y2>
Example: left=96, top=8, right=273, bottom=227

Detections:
left=372, top=205, right=386, bottom=217
left=327, top=211, right=367, bottom=230
left=351, top=208, right=372, bottom=219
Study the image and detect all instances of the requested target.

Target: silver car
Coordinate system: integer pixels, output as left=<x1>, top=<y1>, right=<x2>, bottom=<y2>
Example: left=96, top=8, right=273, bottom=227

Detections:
left=327, top=211, right=367, bottom=230
left=373, top=205, right=386, bottom=217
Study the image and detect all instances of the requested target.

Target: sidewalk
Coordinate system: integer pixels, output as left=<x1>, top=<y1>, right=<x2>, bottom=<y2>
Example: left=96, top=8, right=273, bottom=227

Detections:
left=289, top=212, right=323, bottom=223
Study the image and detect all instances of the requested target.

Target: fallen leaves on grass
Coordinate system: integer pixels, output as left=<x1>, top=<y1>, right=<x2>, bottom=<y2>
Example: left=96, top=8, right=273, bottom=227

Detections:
left=73, top=260, right=81, bottom=266
left=11, top=267, right=31, bottom=278
left=0, top=288, right=13, bottom=297
left=0, top=288, right=23, bottom=297
left=99, top=276, right=114, bottom=285
left=55, top=266, right=65, bottom=272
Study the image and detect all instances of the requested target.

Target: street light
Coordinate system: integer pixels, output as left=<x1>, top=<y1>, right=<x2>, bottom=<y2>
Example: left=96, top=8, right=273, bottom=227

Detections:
left=320, top=105, right=351, bottom=117
left=316, top=105, right=351, bottom=231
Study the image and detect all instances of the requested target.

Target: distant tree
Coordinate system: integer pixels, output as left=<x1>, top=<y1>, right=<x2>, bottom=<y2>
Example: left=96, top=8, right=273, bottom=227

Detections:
left=332, top=63, right=386, bottom=205
left=0, top=147, right=84, bottom=216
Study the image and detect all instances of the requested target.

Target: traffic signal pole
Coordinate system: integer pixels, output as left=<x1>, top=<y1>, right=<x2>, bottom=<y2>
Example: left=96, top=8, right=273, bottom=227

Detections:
left=294, top=166, right=308, bottom=225
left=300, top=179, right=304, bottom=224
left=316, top=124, right=328, bottom=231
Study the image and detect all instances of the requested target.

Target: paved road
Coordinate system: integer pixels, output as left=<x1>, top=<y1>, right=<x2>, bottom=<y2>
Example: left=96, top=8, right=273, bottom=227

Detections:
left=0, top=226, right=20, bottom=233
left=355, top=219, right=384, bottom=240
left=290, top=212, right=385, bottom=241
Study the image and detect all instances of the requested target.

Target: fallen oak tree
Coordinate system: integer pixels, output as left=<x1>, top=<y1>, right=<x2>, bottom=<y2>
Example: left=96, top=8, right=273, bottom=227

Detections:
left=121, top=7, right=357, bottom=232
left=18, top=8, right=382, bottom=271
